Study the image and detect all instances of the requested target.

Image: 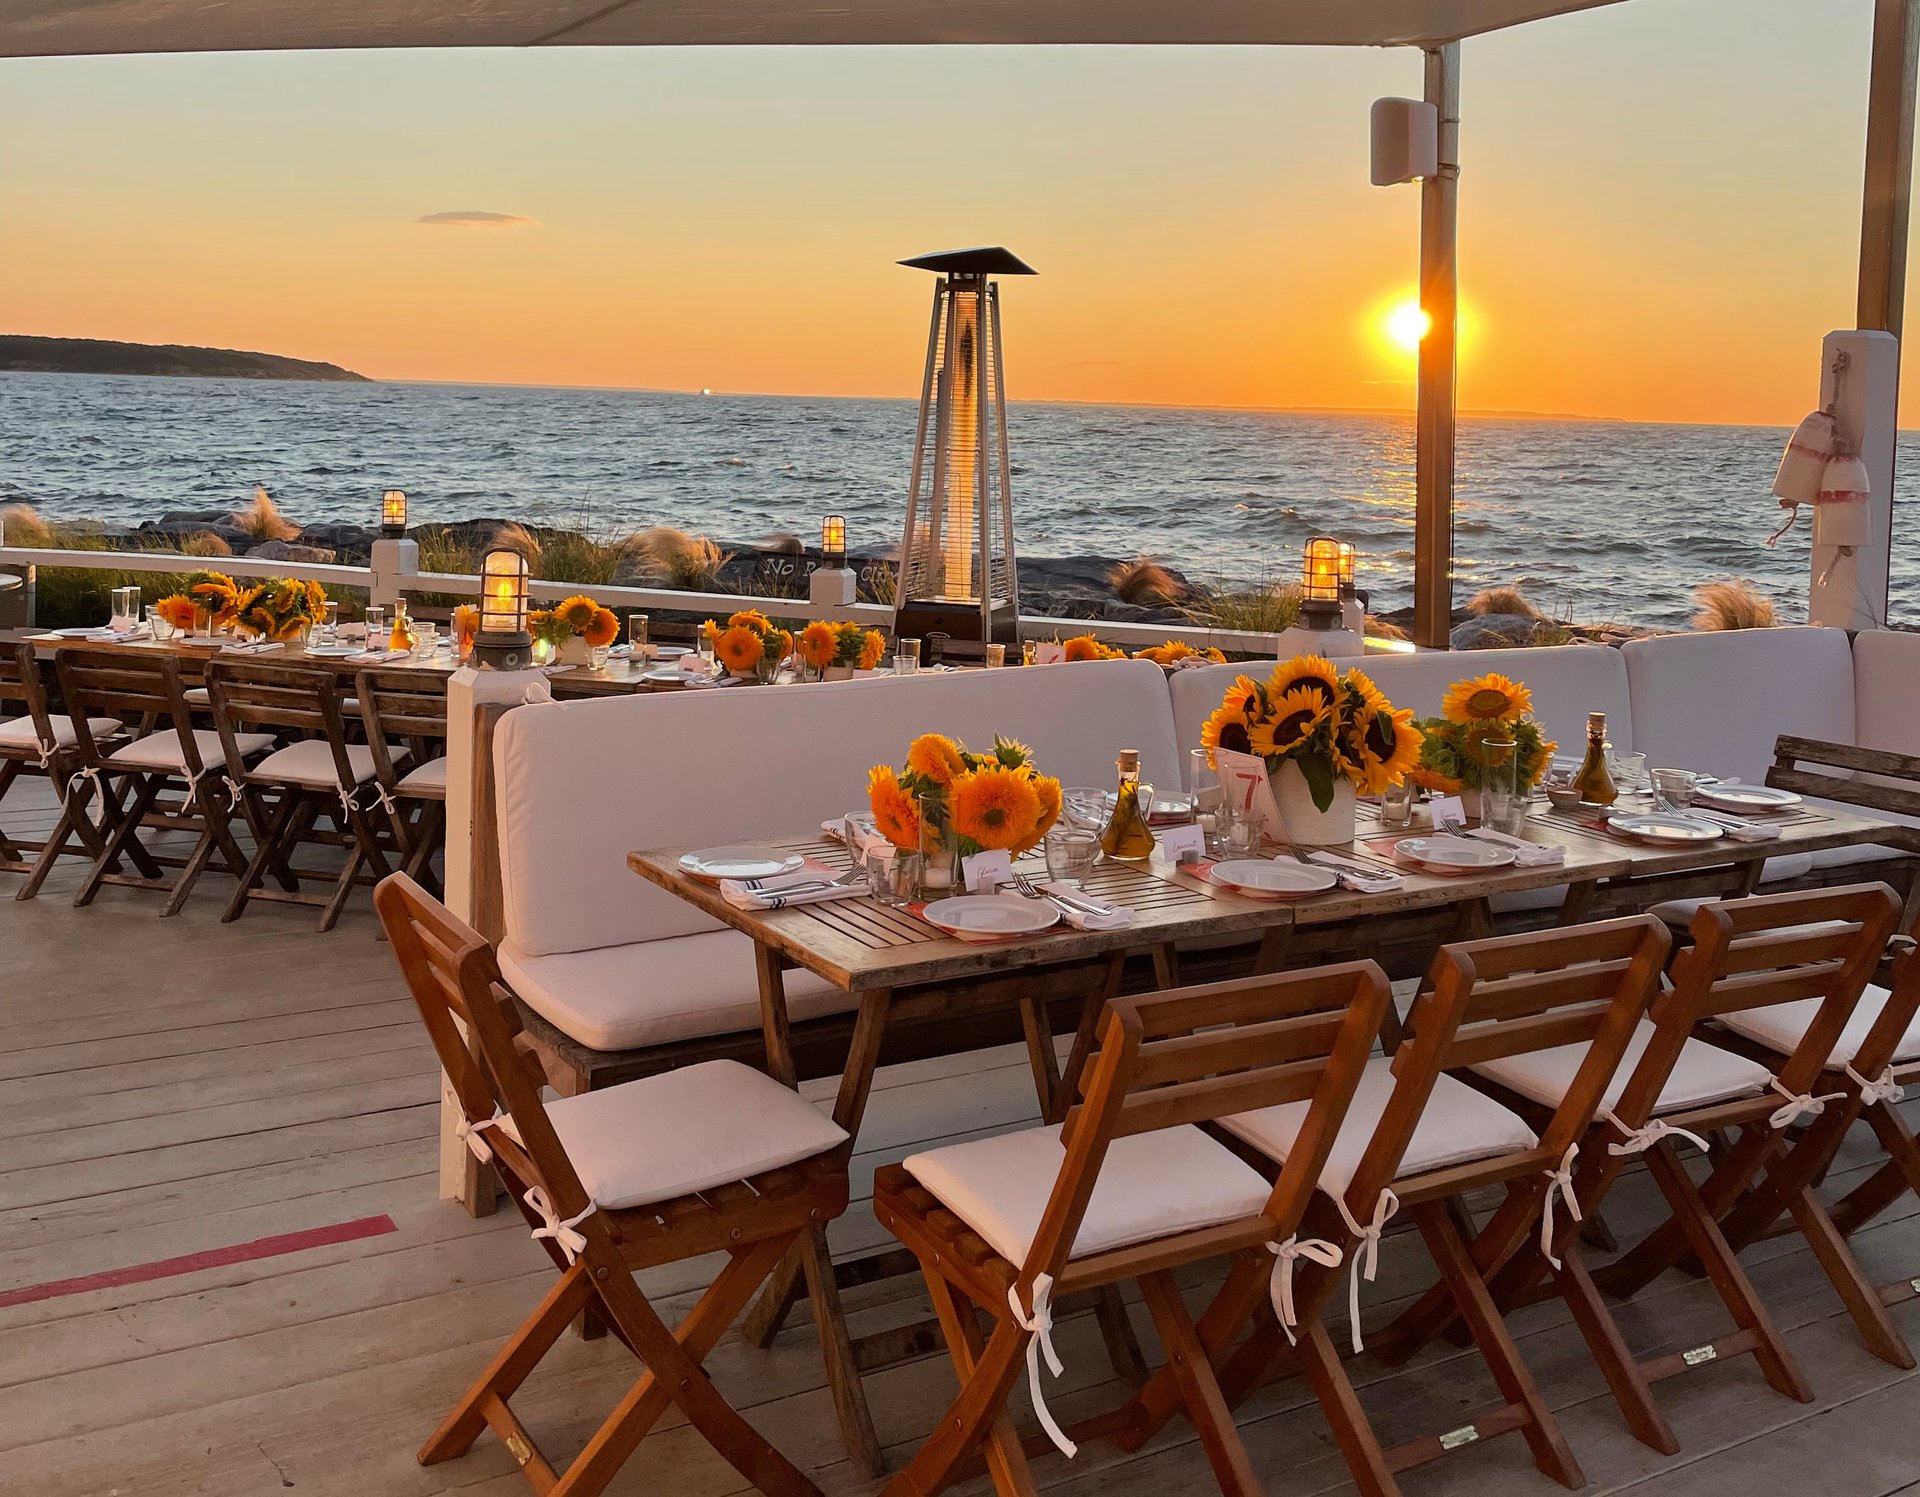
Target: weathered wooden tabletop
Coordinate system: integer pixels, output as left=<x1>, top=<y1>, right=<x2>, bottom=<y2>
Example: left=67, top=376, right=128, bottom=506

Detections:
left=627, top=796, right=1901, bottom=993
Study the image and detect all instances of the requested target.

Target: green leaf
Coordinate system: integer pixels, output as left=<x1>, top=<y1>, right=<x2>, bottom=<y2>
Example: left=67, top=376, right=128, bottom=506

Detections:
left=1299, top=753, right=1336, bottom=812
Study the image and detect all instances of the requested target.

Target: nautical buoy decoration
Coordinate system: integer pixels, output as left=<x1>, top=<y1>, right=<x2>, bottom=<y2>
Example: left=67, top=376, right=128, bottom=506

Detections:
left=1768, top=353, right=1869, bottom=548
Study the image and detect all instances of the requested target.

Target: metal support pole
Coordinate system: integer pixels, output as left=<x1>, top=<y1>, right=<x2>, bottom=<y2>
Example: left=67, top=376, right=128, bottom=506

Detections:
left=1413, top=43, right=1460, bottom=651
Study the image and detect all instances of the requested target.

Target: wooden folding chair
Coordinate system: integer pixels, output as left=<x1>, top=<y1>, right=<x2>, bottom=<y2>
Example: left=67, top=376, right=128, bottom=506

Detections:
left=1456, top=884, right=1902, bottom=1451
left=872, top=962, right=1390, bottom=1497
left=0, top=640, right=116, bottom=887
left=356, top=667, right=448, bottom=892
left=1142, top=916, right=1670, bottom=1496
left=1707, top=927, right=1920, bottom=1366
left=375, top=873, right=852, bottom=1497
left=21, top=647, right=265, bottom=913
left=208, top=658, right=402, bottom=931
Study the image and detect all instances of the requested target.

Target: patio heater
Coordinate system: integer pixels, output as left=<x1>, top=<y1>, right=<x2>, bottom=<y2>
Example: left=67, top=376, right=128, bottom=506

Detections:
left=892, top=247, right=1033, bottom=661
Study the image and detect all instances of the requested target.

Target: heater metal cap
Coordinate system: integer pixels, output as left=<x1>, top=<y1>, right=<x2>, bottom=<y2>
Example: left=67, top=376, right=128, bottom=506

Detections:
left=898, top=247, right=1036, bottom=276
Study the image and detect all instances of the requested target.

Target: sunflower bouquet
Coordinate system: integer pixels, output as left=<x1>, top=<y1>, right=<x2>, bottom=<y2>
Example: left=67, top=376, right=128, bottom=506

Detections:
left=1201, top=654, right=1423, bottom=811
left=702, top=609, right=794, bottom=680
left=530, top=595, right=620, bottom=662
left=869, top=733, right=1063, bottom=880
left=1133, top=640, right=1227, bottom=669
left=1410, top=672, right=1556, bottom=794
left=233, top=577, right=329, bottom=642
left=152, top=595, right=200, bottom=633
left=795, top=620, right=888, bottom=678
left=179, top=570, right=241, bottom=630
left=1062, top=634, right=1126, bottom=662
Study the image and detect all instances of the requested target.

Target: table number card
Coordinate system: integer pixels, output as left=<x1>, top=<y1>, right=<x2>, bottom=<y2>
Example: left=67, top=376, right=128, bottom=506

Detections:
left=1213, top=747, right=1284, bottom=829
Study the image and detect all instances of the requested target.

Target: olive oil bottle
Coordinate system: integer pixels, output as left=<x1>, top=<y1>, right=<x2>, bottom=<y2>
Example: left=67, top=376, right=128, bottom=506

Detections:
left=1572, top=711, right=1618, bottom=807
left=1100, top=749, right=1158, bottom=862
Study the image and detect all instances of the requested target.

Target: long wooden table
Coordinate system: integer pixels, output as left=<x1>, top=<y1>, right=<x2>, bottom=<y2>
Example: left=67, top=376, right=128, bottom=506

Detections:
left=3, top=628, right=693, bottom=698
left=628, top=793, right=1901, bottom=1475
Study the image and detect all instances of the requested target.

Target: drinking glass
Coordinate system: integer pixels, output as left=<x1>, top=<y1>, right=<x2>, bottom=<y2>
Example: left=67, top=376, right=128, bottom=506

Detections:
left=870, top=846, right=920, bottom=906
left=412, top=621, right=438, bottom=658
left=627, top=614, right=649, bottom=658
left=1020, top=640, right=1038, bottom=666
left=145, top=604, right=175, bottom=642
left=894, top=639, right=921, bottom=676
left=364, top=605, right=387, bottom=644
left=1188, top=747, right=1224, bottom=815
left=111, top=585, right=142, bottom=630
left=696, top=631, right=716, bottom=672
left=1652, top=768, right=1697, bottom=809
left=587, top=642, right=611, bottom=671
left=316, top=599, right=340, bottom=644
left=1480, top=737, right=1521, bottom=831
left=985, top=642, right=1007, bottom=667
left=1379, top=779, right=1417, bottom=830
left=1044, top=827, right=1100, bottom=884
left=1221, top=805, right=1266, bottom=856
left=1609, top=750, right=1649, bottom=795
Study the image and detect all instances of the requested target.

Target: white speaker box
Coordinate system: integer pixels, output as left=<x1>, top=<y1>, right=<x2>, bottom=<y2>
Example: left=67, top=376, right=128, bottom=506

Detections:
left=1371, top=97, right=1438, bottom=185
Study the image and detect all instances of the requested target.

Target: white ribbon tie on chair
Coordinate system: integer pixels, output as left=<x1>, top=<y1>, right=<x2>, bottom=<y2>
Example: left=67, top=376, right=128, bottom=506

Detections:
left=65, top=765, right=101, bottom=800
left=1601, top=1108, right=1711, bottom=1158
left=33, top=737, right=58, bottom=771
left=1539, top=1143, right=1584, bottom=1269
left=1333, top=1188, right=1399, bottom=1354
left=1767, top=1078, right=1846, bottom=1130
left=1844, top=1063, right=1905, bottom=1107
left=455, top=1113, right=505, bottom=1163
left=1007, top=1275, right=1076, bottom=1458
left=1265, top=1234, right=1343, bottom=1343
left=522, top=1185, right=596, bottom=1265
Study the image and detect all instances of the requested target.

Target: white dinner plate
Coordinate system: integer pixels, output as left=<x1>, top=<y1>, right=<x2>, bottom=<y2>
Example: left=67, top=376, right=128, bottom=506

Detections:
left=303, top=644, right=360, bottom=658
left=1606, top=812, right=1723, bottom=845
left=1394, top=835, right=1517, bottom=871
left=177, top=633, right=229, bottom=647
left=1208, top=859, right=1338, bottom=899
left=1692, top=783, right=1801, bottom=814
left=52, top=627, right=113, bottom=638
left=654, top=645, right=691, bottom=659
left=678, top=846, right=805, bottom=881
left=640, top=666, right=686, bottom=683
left=922, top=895, right=1059, bottom=937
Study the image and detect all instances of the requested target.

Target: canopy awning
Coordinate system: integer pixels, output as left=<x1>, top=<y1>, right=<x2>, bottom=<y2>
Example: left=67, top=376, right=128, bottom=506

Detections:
left=0, top=0, right=1634, bottom=59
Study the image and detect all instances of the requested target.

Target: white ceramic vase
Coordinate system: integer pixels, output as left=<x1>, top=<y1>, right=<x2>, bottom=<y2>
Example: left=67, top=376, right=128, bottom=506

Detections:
left=558, top=635, right=590, bottom=666
left=1270, top=761, right=1358, bottom=846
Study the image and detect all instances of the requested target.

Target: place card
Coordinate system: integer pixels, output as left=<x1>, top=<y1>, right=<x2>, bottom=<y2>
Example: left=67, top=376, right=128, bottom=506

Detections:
left=961, top=849, right=1012, bottom=894
left=1428, top=793, right=1466, bottom=828
left=1155, top=823, right=1208, bottom=864
left=1032, top=641, right=1067, bottom=664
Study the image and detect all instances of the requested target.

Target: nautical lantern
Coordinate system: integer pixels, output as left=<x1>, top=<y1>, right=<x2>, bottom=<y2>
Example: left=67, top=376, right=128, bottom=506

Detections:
left=381, top=489, right=409, bottom=538
left=1300, top=536, right=1344, bottom=631
left=1335, top=541, right=1366, bottom=634
left=821, top=514, right=847, bottom=569
left=473, top=548, right=532, bottom=670
left=892, top=247, right=1035, bottom=659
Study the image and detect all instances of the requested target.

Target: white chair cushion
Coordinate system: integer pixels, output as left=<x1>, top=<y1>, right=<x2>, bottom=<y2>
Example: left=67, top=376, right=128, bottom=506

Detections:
left=499, top=1059, right=846, bottom=1210
left=1223, top=1055, right=1537, bottom=1196
left=1623, top=627, right=1856, bottom=786
left=498, top=927, right=860, bottom=1051
left=903, top=1122, right=1271, bottom=1266
left=493, top=658, right=1182, bottom=958
left=1169, top=643, right=1634, bottom=768
left=1717, top=984, right=1920, bottom=1070
left=252, top=739, right=403, bottom=789
left=1472, top=1017, right=1771, bottom=1116
left=397, top=756, right=447, bottom=794
left=1853, top=628, right=1920, bottom=758
left=183, top=686, right=211, bottom=707
left=0, top=714, right=122, bottom=750
left=107, top=728, right=274, bottom=772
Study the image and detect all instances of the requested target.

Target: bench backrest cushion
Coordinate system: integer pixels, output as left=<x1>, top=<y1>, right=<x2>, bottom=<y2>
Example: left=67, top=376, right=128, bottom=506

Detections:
left=494, top=659, right=1182, bottom=958
left=1166, top=643, right=1634, bottom=761
left=1852, top=628, right=1920, bottom=757
left=1622, top=625, right=1856, bottom=784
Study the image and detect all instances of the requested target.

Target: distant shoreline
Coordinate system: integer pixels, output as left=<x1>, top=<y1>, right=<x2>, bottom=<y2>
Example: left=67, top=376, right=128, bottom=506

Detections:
left=0, top=335, right=366, bottom=383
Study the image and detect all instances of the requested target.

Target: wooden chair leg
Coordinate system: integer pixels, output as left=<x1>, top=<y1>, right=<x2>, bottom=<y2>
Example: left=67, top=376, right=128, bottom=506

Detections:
left=18, top=779, right=90, bottom=900
left=1831, top=1104, right=1920, bottom=1237
left=1551, top=1244, right=1679, bottom=1455
left=1119, top=1247, right=1272, bottom=1450
left=1137, top=1269, right=1263, bottom=1497
left=883, top=1312, right=1036, bottom=1497
left=1295, top=1318, right=1400, bottom=1497
left=1786, top=1184, right=1915, bottom=1369
left=77, top=776, right=158, bottom=907
left=797, top=1224, right=885, bottom=1480
left=222, top=790, right=297, bottom=923
left=924, top=1272, right=1039, bottom=1497
left=1413, top=1201, right=1584, bottom=1489
left=1601, top=1127, right=1774, bottom=1298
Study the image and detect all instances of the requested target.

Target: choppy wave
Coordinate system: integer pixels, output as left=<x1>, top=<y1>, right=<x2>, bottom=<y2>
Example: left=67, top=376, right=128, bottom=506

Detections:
left=2, top=372, right=1916, bottom=630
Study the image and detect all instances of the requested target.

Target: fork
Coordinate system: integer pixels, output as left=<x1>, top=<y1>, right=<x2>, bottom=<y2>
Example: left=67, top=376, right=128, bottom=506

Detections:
left=1011, top=870, right=1113, bottom=918
left=1266, top=799, right=1319, bottom=867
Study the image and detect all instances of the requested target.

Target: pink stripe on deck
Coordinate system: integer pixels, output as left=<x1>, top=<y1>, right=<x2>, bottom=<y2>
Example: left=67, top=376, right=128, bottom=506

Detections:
left=0, top=1214, right=398, bottom=1308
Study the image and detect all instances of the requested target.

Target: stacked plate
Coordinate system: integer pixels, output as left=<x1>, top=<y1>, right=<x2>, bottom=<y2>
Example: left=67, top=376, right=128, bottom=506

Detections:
left=1604, top=812, right=1721, bottom=845
left=678, top=846, right=804, bottom=881
left=923, top=895, right=1059, bottom=937
left=1207, top=860, right=1337, bottom=899
left=1692, top=783, right=1801, bottom=815
left=1392, top=835, right=1516, bottom=873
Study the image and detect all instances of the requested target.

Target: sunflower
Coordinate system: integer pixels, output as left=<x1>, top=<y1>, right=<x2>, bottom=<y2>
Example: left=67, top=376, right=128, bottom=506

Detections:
left=728, top=608, right=773, bottom=632
left=1344, top=666, right=1390, bottom=718
left=702, top=619, right=723, bottom=645
left=1200, top=674, right=1263, bottom=768
left=1248, top=685, right=1331, bottom=758
left=949, top=763, right=1043, bottom=852
left=798, top=621, right=838, bottom=670
left=581, top=606, right=619, bottom=649
left=1267, top=654, right=1341, bottom=710
left=868, top=765, right=921, bottom=850
left=153, top=595, right=197, bottom=631
left=715, top=624, right=764, bottom=676
left=557, top=595, right=600, bottom=633
left=1409, top=764, right=1463, bottom=794
left=1442, top=671, right=1533, bottom=726
left=1344, top=707, right=1425, bottom=795
left=1063, top=634, right=1105, bottom=662
left=857, top=630, right=887, bottom=671
left=906, top=732, right=967, bottom=786
left=1021, top=774, right=1063, bottom=853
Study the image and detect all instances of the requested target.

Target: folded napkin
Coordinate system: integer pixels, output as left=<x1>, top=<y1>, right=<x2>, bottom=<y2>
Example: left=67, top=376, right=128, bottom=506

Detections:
left=720, top=864, right=864, bottom=911
left=1304, top=851, right=1405, bottom=893
left=1033, top=881, right=1134, bottom=930
left=346, top=647, right=412, bottom=664
left=1463, top=827, right=1565, bottom=867
left=1691, top=812, right=1780, bottom=842
left=221, top=640, right=284, bottom=656
left=821, top=814, right=888, bottom=861
left=540, top=664, right=575, bottom=676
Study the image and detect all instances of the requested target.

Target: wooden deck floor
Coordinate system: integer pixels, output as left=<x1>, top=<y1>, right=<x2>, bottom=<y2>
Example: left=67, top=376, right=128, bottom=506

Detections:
left=4, top=776, right=1920, bottom=1496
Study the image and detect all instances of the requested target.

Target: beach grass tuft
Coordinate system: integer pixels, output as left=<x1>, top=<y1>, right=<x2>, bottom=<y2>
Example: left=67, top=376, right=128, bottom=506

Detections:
left=631, top=526, right=730, bottom=592
left=1182, top=576, right=1302, bottom=634
left=1693, top=579, right=1777, bottom=631
left=1466, top=584, right=1541, bottom=619
left=1107, top=556, right=1183, bottom=606
left=230, top=487, right=300, bottom=542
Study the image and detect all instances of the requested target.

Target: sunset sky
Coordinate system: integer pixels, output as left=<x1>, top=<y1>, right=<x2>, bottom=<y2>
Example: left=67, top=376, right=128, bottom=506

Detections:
left=0, top=0, right=1902, bottom=425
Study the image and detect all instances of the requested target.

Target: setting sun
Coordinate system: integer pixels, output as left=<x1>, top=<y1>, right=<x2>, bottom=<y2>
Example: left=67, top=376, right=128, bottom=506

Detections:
left=1386, top=299, right=1432, bottom=352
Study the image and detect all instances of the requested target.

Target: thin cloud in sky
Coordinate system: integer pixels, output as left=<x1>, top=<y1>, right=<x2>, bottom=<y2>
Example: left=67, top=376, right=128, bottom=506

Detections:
left=416, top=210, right=537, bottom=228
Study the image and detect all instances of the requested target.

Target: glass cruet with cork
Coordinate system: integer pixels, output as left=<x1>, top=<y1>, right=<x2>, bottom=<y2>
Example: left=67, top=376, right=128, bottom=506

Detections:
left=1099, top=748, right=1158, bottom=862
left=1572, top=710, right=1618, bottom=806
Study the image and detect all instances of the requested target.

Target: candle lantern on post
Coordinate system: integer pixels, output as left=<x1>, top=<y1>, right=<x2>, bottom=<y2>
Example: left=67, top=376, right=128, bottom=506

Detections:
left=811, top=513, right=857, bottom=609
left=472, top=548, right=533, bottom=670
left=381, top=489, right=408, bottom=538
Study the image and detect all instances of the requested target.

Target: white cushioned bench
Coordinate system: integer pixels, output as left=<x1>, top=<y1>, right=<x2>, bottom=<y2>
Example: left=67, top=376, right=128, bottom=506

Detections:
left=492, top=659, right=1184, bottom=1057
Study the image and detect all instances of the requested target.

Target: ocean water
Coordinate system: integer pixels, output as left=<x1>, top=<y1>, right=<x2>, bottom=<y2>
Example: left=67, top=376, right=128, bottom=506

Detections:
left=2, top=371, right=1915, bottom=630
